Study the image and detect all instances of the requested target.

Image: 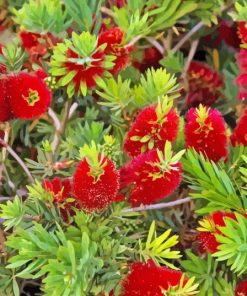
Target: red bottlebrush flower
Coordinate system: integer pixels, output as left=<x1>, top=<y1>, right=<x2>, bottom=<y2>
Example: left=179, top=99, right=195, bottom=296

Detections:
left=197, top=211, right=236, bottom=254
left=72, top=144, right=120, bottom=211
left=8, top=72, right=52, bottom=120
left=238, top=22, right=247, bottom=44
left=235, top=280, right=247, bottom=296
left=120, top=260, right=185, bottom=296
left=0, top=77, right=13, bottom=122
left=124, top=99, right=179, bottom=157
left=120, top=142, right=183, bottom=206
left=235, top=50, right=247, bottom=101
left=50, top=32, right=115, bottom=97
left=34, top=68, right=48, bottom=80
left=43, top=177, right=72, bottom=203
left=186, top=61, right=224, bottom=107
left=218, top=21, right=240, bottom=48
left=236, top=49, right=247, bottom=72
left=185, top=105, right=228, bottom=162
left=98, top=27, right=133, bottom=75
left=231, top=109, right=247, bottom=146
left=102, top=29, right=133, bottom=73
left=20, top=31, right=47, bottom=58
left=133, top=46, right=163, bottom=72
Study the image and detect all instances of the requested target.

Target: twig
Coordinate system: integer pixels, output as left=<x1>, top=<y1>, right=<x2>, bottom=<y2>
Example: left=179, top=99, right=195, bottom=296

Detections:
left=122, top=197, right=191, bottom=213
left=171, top=21, right=204, bottom=53
left=48, top=108, right=61, bottom=131
left=68, top=102, right=79, bottom=119
left=0, top=139, right=34, bottom=183
left=100, top=6, right=116, bottom=18
left=183, top=39, right=199, bottom=74
left=49, top=101, right=71, bottom=152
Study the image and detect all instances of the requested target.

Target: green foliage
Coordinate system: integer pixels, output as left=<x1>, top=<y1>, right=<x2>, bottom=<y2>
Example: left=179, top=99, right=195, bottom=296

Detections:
left=97, top=76, right=134, bottom=115
left=61, top=119, right=111, bottom=159
left=0, top=40, right=26, bottom=72
left=50, top=31, right=115, bottom=97
left=166, top=274, right=199, bottom=296
left=181, top=251, right=235, bottom=296
left=214, top=213, right=247, bottom=275
left=183, top=149, right=244, bottom=214
left=64, top=0, right=102, bottom=33
left=138, top=221, right=181, bottom=269
left=229, top=1, right=247, bottom=22
left=0, top=196, right=24, bottom=231
left=12, top=0, right=71, bottom=35
left=193, top=0, right=224, bottom=25
left=160, top=51, right=185, bottom=74
left=133, top=67, right=179, bottom=107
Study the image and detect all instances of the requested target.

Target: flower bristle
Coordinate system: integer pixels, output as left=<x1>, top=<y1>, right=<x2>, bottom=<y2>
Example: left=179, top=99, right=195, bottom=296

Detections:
left=120, top=142, right=183, bottom=206
left=235, top=279, right=247, bottom=296
left=0, top=77, right=13, bottom=122
left=98, top=27, right=133, bottom=75
left=120, top=260, right=185, bottom=296
left=185, top=105, right=228, bottom=162
left=73, top=143, right=120, bottom=211
left=124, top=97, right=179, bottom=157
left=238, top=22, right=247, bottom=45
left=231, top=109, right=247, bottom=146
left=197, top=211, right=237, bottom=254
left=186, top=61, right=223, bottom=107
left=8, top=72, right=52, bottom=119
left=50, top=31, right=116, bottom=97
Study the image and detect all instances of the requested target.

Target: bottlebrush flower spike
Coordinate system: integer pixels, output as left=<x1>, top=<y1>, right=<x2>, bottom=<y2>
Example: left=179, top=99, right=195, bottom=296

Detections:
left=8, top=72, right=52, bottom=120
left=72, top=142, right=120, bottom=211
left=124, top=97, right=179, bottom=157
left=50, top=31, right=116, bottom=98
left=231, top=109, right=247, bottom=146
left=120, top=142, right=184, bottom=206
left=186, top=61, right=223, bottom=107
left=120, top=260, right=187, bottom=296
left=238, top=22, right=247, bottom=44
left=235, top=49, right=247, bottom=101
left=197, top=211, right=236, bottom=254
left=235, top=279, right=247, bottom=296
left=98, top=27, right=133, bottom=75
left=43, top=177, right=72, bottom=203
left=133, top=46, right=163, bottom=72
left=185, top=105, right=228, bottom=162
left=0, top=77, right=13, bottom=122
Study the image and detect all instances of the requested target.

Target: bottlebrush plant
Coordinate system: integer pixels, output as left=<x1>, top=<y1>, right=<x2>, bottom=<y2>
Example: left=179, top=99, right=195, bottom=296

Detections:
left=0, top=0, right=247, bottom=296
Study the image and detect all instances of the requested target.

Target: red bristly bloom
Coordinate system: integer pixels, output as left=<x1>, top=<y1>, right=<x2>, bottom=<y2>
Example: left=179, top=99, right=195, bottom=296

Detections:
left=124, top=101, right=179, bottom=157
left=98, top=27, right=133, bottom=75
left=185, top=105, right=228, bottom=162
left=186, top=61, right=224, bottom=107
left=197, top=211, right=236, bottom=254
left=120, top=144, right=182, bottom=206
left=231, top=109, right=247, bottom=146
left=238, top=22, right=247, bottom=44
left=235, top=49, right=247, bottom=101
left=73, top=153, right=120, bottom=211
left=8, top=72, right=52, bottom=120
left=235, top=279, right=247, bottom=296
left=43, top=177, right=72, bottom=203
left=120, top=260, right=186, bottom=296
left=133, top=46, right=163, bottom=72
left=0, top=77, right=13, bottom=122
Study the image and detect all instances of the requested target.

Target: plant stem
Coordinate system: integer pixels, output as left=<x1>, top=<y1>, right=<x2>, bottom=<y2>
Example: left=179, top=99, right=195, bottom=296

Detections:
left=49, top=101, right=71, bottom=153
left=122, top=197, right=191, bottom=213
left=172, top=21, right=203, bottom=53
left=0, top=138, right=34, bottom=183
